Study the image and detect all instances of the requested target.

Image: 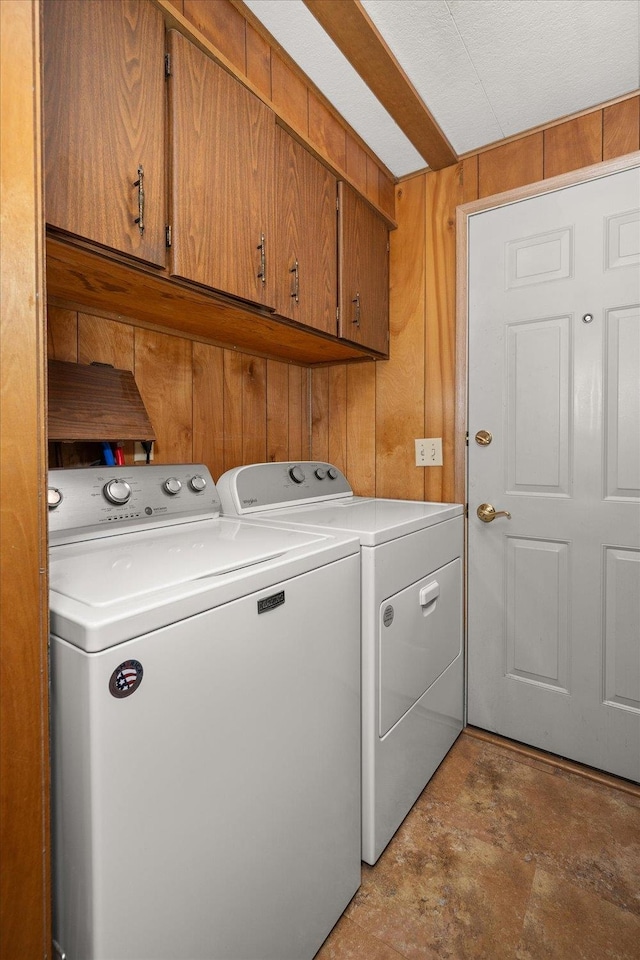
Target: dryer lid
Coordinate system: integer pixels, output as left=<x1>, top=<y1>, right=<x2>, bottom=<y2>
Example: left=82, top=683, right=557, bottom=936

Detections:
left=258, top=497, right=464, bottom=546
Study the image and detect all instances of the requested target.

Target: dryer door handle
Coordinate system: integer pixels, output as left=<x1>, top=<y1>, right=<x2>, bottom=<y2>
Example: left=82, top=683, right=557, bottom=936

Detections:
left=419, top=581, right=440, bottom=613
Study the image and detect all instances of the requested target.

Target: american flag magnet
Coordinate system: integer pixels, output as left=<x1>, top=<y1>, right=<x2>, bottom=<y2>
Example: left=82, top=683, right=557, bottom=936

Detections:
left=109, top=659, right=144, bottom=699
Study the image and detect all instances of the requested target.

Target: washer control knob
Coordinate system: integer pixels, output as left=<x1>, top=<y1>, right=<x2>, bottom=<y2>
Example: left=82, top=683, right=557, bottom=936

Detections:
left=164, top=477, right=182, bottom=496
left=289, top=465, right=306, bottom=484
left=327, top=467, right=339, bottom=480
left=103, top=479, right=131, bottom=505
left=47, top=487, right=63, bottom=510
left=189, top=475, right=207, bottom=492
left=315, top=468, right=326, bottom=480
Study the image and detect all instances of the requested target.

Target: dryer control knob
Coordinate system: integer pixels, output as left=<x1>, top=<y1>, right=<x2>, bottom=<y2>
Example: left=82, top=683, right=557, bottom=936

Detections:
left=327, top=467, right=339, bottom=480
left=289, top=465, right=306, bottom=484
left=103, top=478, right=131, bottom=505
left=48, top=487, right=63, bottom=509
left=315, top=468, right=326, bottom=480
left=189, top=475, right=207, bottom=492
left=164, top=477, right=182, bottom=495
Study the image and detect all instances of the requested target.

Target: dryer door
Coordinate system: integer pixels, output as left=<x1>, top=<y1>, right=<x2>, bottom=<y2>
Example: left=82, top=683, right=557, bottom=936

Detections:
left=379, top=558, right=462, bottom=737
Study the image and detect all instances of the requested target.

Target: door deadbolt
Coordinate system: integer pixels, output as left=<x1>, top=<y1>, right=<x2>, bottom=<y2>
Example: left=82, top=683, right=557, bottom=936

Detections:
left=475, top=430, right=493, bottom=446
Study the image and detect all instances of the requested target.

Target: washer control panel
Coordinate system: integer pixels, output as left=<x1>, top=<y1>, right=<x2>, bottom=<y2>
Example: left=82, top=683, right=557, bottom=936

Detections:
left=217, top=462, right=353, bottom=515
left=48, top=464, right=219, bottom=544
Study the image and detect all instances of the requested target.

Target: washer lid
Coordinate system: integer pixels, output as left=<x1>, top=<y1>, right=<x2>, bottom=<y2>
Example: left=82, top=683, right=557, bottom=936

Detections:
left=49, top=517, right=358, bottom=651
left=256, top=497, right=464, bottom=546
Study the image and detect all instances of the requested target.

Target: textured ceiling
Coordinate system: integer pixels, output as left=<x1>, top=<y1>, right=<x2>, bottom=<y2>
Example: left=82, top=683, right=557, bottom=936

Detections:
left=243, top=0, right=640, bottom=177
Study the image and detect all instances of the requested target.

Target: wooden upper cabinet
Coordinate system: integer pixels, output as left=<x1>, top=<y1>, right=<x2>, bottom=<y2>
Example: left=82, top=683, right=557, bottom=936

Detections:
left=338, top=182, right=389, bottom=356
left=273, top=127, right=337, bottom=335
left=168, top=30, right=276, bottom=309
left=43, top=0, right=166, bottom=267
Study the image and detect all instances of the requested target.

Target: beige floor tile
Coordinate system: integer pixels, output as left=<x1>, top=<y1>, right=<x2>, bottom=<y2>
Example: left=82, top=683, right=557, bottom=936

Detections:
left=314, top=916, right=406, bottom=960
left=420, top=742, right=640, bottom=914
left=345, top=813, right=535, bottom=960
left=515, top=868, right=640, bottom=960
left=319, top=733, right=639, bottom=960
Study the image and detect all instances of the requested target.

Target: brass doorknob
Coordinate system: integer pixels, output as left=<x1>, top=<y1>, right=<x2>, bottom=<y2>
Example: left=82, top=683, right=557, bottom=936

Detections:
left=477, top=503, right=511, bottom=523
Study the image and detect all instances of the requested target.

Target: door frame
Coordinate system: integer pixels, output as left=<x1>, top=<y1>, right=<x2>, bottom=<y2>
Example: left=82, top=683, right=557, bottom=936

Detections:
left=454, top=150, right=640, bottom=725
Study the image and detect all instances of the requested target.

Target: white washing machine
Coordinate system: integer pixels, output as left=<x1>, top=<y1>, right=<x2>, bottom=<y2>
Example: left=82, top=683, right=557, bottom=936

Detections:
left=216, top=462, right=465, bottom=864
left=48, top=463, right=361, bottom=960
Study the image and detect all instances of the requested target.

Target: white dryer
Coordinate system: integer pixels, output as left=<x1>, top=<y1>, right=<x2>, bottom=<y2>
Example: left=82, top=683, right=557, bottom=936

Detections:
left=48, top=464, right=361, bottom=960
left=216, top=462, right=465, bottom=864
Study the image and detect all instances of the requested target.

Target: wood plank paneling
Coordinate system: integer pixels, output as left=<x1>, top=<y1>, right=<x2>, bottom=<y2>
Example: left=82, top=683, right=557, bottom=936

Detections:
left=0, top=3, right=50, bottom=957
left=48, top=305, right=78, bottom=360
left=308, top=92, right=347, bottom=170
left=223, top=349, right=244, bottom=471
left=245, top=20, right=271, bottom=99
left=288, top=364, right=309, bottom=461
left=375, top=175, right=426, bottom=501
left=543, top=112, right=603, bottom=178
left=241, top=354, right=267, bottom=464
left=134, top=328, right=193, bottom=463
left=366, top=154, right=380, bottom=206
left=345, top=135, right=368, bottom=196
left=346, top=363, right=376, bottom=496
left=311, top=365, right=330, bottom=462
left=183, top=0, right=246, bottom=73
left=328, top=364, right=348, bottom=472
left=603, top=96, right=640, bottom=160
left=462, top=155, right=479, bottom=204
left=193, top=341, right=225, bottom=478
left=425, top=164, right=463, bottom=503
left=271, top=52, right=308, bottom=134
left=266, top=360, right=289, bottom=462
left=478, top=134, right=543, bottom=198
left=378, top=169, right=396, bottom=218
left=78, top=314, right=134, bottom=369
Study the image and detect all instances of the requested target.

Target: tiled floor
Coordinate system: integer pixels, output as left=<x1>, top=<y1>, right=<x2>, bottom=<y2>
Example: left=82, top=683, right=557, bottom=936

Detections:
left=315, top=730, right=640, bottom=960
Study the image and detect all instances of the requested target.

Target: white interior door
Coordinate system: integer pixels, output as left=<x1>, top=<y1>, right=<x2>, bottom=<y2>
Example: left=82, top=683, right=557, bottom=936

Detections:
left=467, top=164, right=640, bottom=782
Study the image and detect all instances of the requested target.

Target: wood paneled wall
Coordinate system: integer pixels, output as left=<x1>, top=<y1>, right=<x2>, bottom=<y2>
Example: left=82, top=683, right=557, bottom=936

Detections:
left=310, top=95, right=640, bottom=502
left=47, top=307, right=310, bottom=477
left=0, top=2, right=51, bottom=957
left=164, top=0, right=395, bottom=219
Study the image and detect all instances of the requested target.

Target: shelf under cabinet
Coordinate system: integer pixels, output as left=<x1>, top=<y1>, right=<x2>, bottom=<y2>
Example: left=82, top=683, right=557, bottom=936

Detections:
left=46, top=234, right=383, bottom=367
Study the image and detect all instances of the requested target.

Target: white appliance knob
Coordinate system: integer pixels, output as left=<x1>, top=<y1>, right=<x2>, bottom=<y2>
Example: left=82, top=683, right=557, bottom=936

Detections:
left=48, top=487, right=63, bottom=509
left=164, top=477, right=182, bottom=495
left=315, top=468, right=326, bottom=480
left=103, top=479, right=131, bottom=505
left=327, top=467, right=338, bottom=480
left=289, top=465, right=306, bottom=484
left=189, top=475, right=207, bottom=492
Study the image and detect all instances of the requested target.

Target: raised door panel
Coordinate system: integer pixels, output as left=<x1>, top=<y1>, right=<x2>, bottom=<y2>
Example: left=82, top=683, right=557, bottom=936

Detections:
left=168, top=30, right=275, bottom=308
left=274, top=126, right=336, bottom=334
left=338, top=182, right=389, bottom=356
left=43, top=0, right=166, bottom=267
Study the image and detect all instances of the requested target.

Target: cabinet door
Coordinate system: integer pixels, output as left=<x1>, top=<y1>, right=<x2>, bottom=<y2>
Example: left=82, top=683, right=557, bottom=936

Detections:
left=44, top=0, right=166, bottom=267
left=338, top=182, right=389, bottom=356
left=274, top=128, right=337, bottom=334
left=168, top=31, right=275, bottom=308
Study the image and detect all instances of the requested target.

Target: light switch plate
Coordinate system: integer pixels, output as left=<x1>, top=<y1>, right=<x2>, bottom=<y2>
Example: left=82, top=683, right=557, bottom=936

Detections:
left=415, top=438, right=443, bottom=467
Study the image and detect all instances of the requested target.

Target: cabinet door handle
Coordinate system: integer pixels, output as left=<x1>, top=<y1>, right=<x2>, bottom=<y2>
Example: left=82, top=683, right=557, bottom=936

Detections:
left=257, top=233, right=266, bottom=284
left=352, top=292, right=361, bottom=327
left=290, top=259, right=299, bottom=303
left=133, top=164, right=144, bottom=234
